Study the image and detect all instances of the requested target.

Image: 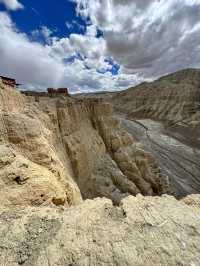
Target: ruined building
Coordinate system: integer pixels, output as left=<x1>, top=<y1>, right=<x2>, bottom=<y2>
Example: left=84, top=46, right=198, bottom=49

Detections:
left=0, top=75, right=19, bottom=89
left=47, top=88, right=69, bottom=97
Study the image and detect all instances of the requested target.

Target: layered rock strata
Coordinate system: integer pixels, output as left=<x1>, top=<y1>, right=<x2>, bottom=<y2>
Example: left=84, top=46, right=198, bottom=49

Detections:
left=0, top=82, right=167, bottom=208
left=111, top=69, right=200, bottom=141
left=107, top=69, right=200, bottom=197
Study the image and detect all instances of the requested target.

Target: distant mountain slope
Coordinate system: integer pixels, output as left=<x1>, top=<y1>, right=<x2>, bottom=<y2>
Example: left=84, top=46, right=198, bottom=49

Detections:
left=102, top=69, right=200, bottom=198
left=113, top=69, right=200, bottom=121
left=111, top=68, right=200, bottom=147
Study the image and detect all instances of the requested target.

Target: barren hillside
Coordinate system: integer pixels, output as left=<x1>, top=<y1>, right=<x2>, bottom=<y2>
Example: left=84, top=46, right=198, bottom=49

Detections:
left=102, top=69, right=200, bottom=198
left=112, top=69, right=200, bottom=144
left=0, top=79, right=168, bottom=208
left=0, top=72, right=200, bottom=265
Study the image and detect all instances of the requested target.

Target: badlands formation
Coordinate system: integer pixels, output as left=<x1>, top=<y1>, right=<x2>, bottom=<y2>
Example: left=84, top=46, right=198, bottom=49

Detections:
left=0, top=70, right=200, bottom=265
left=109, top=69, right=200, bottom=198
left=0, top=80, right=167, bottom=207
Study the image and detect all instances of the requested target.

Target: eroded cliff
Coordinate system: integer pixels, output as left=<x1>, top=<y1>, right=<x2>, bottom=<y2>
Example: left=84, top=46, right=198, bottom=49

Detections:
left=0, top=81, right=168, bottom=208
left=105, top=69, right=200, bottom=197
left=0, top=75, right=200, bottom=266
left=112, top=69, right=200, bottom=128
left=111, top=69, right=200, bottom=149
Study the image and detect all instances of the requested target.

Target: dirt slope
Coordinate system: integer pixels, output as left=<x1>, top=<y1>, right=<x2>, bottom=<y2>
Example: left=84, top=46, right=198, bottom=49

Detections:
left=1, top=72, right=200, bottom=265
left=104, top=69, right=200, bottom=197
left=0, top=80, right=167, bottom=208
left=0, top=194, right=200, bottom=266
left=112, top=69, right=200, bottom=131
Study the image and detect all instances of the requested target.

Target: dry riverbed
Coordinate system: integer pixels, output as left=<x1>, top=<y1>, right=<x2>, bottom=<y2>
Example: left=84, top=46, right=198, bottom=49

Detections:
left=120, top=117, right=200, bottom=198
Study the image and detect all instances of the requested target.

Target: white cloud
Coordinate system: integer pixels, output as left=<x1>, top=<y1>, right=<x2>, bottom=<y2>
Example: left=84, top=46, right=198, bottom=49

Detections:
left=40, top=26, right=53, bottom=40
left=86, top=24, right=97, bottom=37
left=75, top=0, right=200, bottom=78
left=0, top=12, right=139, bottom=92
left=31, top=26, right=53, bottom=44
left=62, top=58, right=140, bottom=93
left=0, top=0, right=23, bottom=10
left=0, top=12, right=65, bottom=88
left=66, top=20, right=85, bottom=31
left=2, top=0, right=199, bottom=93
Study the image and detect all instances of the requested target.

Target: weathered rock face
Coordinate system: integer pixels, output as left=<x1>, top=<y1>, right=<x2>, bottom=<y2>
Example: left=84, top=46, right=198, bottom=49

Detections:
left=0, top=82, right=168, bottom=208
left=0, top=75, right=200, bottom=266
left=112, top=69, right=200, bottom=118
left=106, top=69, right=200, bottom=198
left=0, top=84, right=82, bottom=208
left=112, top=69, right=200, bottom=141
left=0, top=195, right=200, bottom=266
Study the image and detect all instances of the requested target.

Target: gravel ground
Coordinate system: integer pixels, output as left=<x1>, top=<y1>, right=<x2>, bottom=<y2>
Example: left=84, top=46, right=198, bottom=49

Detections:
left=120, top=116, right=200, bottom=198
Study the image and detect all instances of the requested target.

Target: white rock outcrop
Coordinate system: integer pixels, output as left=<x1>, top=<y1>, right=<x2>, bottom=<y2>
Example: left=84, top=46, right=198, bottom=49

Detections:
left=0, top=195, right=200, bottom=265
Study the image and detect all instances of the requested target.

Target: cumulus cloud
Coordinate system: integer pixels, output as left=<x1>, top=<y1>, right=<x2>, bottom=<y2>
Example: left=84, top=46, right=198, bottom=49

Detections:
left=0, top=12, right=138, bottom=92
left=0, top=0, right=23, bottom=10
left=0, top=13, right=65, bottom=88
left=66, top=20, right=85, bottom=31
left=75, top=0, right=200, bottom=78
left=31, top=26, right=54, bottom=44
left=1, top=0, right=200, bottom=93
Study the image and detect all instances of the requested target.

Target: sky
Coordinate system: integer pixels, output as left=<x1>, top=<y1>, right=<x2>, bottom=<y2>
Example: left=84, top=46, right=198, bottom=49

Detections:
left=0, top=0, right=200, bottom=93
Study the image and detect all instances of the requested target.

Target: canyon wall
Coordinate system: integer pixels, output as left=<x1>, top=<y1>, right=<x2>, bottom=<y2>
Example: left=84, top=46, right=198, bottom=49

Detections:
left=0, top=82, right=168, bottom=208
left=0, top=83, right=82, bottom=208
left=106, top=69, right=200, bottom=197
left=112, top=69, right=200, bottom=134
left=0, top=73, right=200, bottom=265
left=112, top=69, right=200, bottom=119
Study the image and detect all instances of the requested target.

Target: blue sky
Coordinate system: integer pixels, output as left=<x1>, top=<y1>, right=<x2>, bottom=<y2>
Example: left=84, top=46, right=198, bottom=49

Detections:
left=0, top=0, right=199, bottom=92
left=0, top=0, right=86, bottom=38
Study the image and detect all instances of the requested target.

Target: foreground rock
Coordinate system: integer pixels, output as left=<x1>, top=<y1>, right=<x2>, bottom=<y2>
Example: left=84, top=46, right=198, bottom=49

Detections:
left=0, top=195, right=200, bottom=266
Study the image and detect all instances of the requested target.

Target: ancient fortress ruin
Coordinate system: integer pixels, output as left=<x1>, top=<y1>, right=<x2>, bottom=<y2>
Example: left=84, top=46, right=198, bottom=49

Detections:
left=0, top=75, right=19, bottom=89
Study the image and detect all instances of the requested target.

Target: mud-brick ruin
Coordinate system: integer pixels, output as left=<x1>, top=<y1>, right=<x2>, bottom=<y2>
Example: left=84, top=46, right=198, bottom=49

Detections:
left=0, top=75, right=19, bottom=89
left=47, top=88, right=69, bottom=96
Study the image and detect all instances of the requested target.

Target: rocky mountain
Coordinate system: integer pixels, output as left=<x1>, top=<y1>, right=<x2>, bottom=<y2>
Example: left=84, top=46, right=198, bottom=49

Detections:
left=0, top=71, right=200, bottom=265
left=104, top=69, right=200, bottom=198
left=0, top=79, right=168, bottom=208
left=112, top=69, right=200, bottom=145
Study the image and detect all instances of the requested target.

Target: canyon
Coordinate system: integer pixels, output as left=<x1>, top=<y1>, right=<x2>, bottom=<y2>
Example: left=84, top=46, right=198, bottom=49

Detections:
left=99, top=69, right=200, bottom=198
left=0, top=78, right=168, bottom=208
left=0, top=69, right=200, bottom=265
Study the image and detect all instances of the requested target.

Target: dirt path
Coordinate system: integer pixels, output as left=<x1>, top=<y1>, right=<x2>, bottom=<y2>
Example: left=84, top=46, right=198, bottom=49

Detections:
left=120, top=116, right=200, bottom=198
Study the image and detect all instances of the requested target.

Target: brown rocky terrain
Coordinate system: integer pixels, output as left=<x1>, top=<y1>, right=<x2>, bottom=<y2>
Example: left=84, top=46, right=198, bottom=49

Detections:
left=111, top=69, right=200, bottom=146
left=100, top=69, right=200, bottom=198
left=1, top=195, right=200, bottom=266
left=112, top=69, right=200, bottom=122
left=1, top=71, right=200, bottom=265
left=0, top=79, right=168, bottom=208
